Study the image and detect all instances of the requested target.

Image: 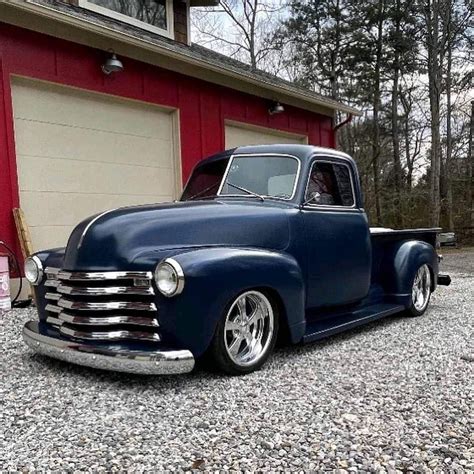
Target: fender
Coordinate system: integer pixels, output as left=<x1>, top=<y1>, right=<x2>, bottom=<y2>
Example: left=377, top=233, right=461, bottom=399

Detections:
left=145, top=247, right=306, bottom=357
left=381, top=240, right=438, bottom=307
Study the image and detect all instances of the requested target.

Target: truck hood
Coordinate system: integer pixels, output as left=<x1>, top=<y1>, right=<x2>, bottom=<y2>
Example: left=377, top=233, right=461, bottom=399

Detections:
left=63, top=200, right=293, bottom=270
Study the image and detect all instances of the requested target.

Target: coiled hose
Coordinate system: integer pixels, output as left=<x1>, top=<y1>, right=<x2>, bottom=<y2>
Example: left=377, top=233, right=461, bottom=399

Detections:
left=0, top=240, right=32, bottom=308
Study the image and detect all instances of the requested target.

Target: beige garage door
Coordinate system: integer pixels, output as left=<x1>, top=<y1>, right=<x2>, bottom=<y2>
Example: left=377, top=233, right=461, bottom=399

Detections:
left=11, top=78, right=179, bottom=251
left=225, top=121, right=307, bottom=149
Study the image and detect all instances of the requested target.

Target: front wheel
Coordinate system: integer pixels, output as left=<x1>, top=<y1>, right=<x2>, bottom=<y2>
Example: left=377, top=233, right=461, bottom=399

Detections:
left=406, top=263, right=432, bottom=317
left=208, top=290, right=279, bottom=375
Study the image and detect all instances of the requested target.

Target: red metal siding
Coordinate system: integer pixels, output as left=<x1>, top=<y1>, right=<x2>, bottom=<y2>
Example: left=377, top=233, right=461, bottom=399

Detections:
left=0, top=23, right=334, bottom=259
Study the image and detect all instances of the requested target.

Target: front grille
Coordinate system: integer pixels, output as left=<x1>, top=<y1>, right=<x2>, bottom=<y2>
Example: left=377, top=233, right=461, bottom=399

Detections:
left=43, top=267, right=160, bottom=343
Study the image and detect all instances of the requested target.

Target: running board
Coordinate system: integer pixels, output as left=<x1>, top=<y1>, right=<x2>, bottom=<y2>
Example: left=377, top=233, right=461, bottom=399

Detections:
left=303, top=303, right=405, bottom=343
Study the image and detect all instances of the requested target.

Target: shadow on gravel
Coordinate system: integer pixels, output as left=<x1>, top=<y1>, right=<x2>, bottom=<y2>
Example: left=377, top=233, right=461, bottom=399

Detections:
left=275, top=313, right=405, bottom=357
left=22, top=312, right=407, bottom=388
left=24, top=351, right=213, bottom=386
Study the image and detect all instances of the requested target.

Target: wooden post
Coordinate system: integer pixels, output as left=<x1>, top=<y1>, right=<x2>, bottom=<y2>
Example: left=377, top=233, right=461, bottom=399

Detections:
left=13, top=208, right=33, bottom=259
left=12, top=208, right=35, bottom=302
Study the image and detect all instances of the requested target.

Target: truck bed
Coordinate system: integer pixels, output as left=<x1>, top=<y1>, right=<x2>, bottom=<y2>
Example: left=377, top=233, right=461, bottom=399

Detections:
left=370, top=227, right=441, bottom=248
left=370, top=227, right=440, bottom=291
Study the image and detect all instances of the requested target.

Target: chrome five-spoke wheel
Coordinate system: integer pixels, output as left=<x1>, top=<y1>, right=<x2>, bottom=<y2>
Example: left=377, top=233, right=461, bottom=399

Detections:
left=224, top=291, right=275, bottom=366
left=209, top=290, right=279, bottom=374
left=408, top=264, right=432, bottom=316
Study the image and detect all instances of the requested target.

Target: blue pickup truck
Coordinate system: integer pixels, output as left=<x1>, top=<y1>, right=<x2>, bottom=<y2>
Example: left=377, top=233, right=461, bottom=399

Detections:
left=23, top=145, right=450, bottom=375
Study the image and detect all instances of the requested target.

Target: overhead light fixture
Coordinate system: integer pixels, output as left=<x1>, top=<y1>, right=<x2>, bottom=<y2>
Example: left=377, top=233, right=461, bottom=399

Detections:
left=268, top=101, right=285, bottom=115
left=101, top=51, right=124, bottom=75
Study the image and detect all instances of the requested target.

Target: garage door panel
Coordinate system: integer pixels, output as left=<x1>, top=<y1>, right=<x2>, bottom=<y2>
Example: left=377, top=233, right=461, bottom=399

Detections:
left=18, top=155, right=173, bottom=196
left=12, top=78, right=178, bottom=250
left=225, top=123, right=307, bottom=148
left=15, top=120, right=173, bottom=168
left=12, top=79, right=173, bottom=140
left=29, top=225, right=76, bottom=252
left=21, top=191, right=166, bottom=227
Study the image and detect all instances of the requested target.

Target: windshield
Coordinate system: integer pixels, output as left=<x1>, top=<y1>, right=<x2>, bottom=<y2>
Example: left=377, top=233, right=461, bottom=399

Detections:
left=181, top=155, right=299, bottom=201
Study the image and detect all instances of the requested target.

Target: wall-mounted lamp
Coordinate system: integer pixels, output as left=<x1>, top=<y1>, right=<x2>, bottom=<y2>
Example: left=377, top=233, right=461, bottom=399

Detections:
left=101, top=51, right=124, bottom=75
left=268, top=101, right=285, bottom=115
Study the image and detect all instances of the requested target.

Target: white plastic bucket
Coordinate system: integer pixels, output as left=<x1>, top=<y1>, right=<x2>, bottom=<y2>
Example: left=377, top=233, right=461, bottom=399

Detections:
left=0, top=255, right=11, bottom=311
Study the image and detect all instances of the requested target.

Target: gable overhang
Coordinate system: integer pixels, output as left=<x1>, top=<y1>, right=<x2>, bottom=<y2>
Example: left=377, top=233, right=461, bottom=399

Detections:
left=0, top=0, right=361, bottom=118
left=189, top=0, right=220, bottom=6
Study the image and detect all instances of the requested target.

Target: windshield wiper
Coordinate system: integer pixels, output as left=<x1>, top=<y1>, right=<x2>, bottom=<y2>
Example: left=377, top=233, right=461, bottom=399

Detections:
left=227, top=182, right=265, bottom=201
left=186, top=182, right=220, bottom=200
left=186, top=181, right=265, bottom=202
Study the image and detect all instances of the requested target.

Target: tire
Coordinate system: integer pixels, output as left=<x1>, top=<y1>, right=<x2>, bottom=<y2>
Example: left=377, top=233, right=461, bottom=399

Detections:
left=208, top=289, right=279, bottom=375
left=406, top=263, right=432, bottom=317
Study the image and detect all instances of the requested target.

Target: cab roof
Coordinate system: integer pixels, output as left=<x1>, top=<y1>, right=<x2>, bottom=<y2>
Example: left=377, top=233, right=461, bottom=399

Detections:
left=196, top=144, right=354, bottom=167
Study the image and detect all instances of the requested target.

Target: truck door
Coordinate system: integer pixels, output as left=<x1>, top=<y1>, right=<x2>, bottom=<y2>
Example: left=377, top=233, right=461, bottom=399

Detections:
left=301, top=158, right=371, bottom=309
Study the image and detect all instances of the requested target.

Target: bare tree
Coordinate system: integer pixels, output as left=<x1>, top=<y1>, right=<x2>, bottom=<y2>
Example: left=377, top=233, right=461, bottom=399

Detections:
left=443, top=1, right=454, bottom=230
left=469, top=100, right=474, bottom=235
left=389, top=0, right=403, bottom=225
left=400, top=82, right=428, bottom=190
left=422, top=0, right=443, bottom=226
left=439, top=0, right=472, bottom=231
left=370, top=0, right=386, bottom=225
left=192, top=0, right=285, bottom=69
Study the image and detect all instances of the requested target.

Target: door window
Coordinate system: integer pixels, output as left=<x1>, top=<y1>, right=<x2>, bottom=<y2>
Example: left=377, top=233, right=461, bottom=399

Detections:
left=305, top=161, right=355, bottom=207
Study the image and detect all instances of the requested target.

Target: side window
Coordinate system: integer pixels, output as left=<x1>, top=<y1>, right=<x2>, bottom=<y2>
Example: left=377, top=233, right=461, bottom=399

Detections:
left=305, top=161, right=355, bottom=207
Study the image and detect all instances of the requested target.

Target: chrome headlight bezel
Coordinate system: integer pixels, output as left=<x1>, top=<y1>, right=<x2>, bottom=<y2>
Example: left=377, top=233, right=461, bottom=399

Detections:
left=154, top=258, right=185, bottom=297
left=24, top=256, right=44, bottom=285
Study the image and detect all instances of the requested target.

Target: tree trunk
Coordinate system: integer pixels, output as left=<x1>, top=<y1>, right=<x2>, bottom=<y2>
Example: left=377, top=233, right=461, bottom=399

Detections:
left=426, top=0, right=442, bottom=227
left=401, top=89, right=414, bottom=190
left=405, top=124, right=413, bottom=189
left=391, top=0, right=403, bottom=227
left=248, top=0, right=257, bottom=69
left=469, top=100, right=474, bottom=238
left=445, top=14, right=454, bottom=231
left=372, top=0, right=384, bottom=225
left=330, top=0, right=341, bottom=100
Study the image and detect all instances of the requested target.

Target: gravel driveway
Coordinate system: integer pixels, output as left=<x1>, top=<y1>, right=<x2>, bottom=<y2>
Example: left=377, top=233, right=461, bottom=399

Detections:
left=1, top=250, right=473, bottom=472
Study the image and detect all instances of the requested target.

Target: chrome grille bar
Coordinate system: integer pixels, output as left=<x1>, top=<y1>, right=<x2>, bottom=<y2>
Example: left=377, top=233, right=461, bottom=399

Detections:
left=45, top=304, right=159, bottom=327
left=60, top=325, right=161, bottom=342
left=57, top=298, right=157, bottom=312
left=46, top=316, right=62, bottom=326
left=47, top=268, right=153, bottom=281
left=45, top=292, right=61, bottom=301
left=60, top=312, right=158, bottom=327
left=47, top=314, right=159, bottom=329
left=57, top=284, right=153, bottom=296
left=45, top=267, right=59, bottom=279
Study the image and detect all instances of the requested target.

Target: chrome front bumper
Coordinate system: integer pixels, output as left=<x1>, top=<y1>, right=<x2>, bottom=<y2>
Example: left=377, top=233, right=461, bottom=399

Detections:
left=23, top=321, right=195, bottom=375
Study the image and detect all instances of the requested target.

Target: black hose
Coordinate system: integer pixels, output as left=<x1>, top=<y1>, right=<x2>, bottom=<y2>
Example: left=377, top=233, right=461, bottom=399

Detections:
left=0, top=240, right=23, bottom=306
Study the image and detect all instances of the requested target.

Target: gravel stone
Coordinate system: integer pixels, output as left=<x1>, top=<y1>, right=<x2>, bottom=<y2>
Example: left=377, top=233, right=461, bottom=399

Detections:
left=0, top=249, right=472, bottom=471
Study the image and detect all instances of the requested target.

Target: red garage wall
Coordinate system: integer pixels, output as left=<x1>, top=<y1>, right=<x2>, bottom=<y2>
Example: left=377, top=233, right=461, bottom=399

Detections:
left=0, top=23, right=334, bottom=258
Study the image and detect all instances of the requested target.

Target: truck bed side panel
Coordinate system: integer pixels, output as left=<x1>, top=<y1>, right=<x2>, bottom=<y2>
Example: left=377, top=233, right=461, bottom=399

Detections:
left=371, top=228, right=439, bottom=306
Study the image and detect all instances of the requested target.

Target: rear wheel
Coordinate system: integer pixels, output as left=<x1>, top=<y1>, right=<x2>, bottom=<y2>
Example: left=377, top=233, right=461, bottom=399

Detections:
left=209, top=290, right=279, bottom=375
left=406, top=264, right=432, bottom=317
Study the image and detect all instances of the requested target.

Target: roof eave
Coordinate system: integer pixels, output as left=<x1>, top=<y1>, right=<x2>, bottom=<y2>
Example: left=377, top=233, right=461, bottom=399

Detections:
left=0, top=1, right=361, bottom=117
left=189, top=0, right=220, bottom=6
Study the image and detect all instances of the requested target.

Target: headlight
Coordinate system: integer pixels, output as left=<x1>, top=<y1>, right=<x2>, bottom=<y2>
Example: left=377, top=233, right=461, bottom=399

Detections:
left=154, top=258, right=185, bottom=297
left=24, top=256, right=43, bottom=285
